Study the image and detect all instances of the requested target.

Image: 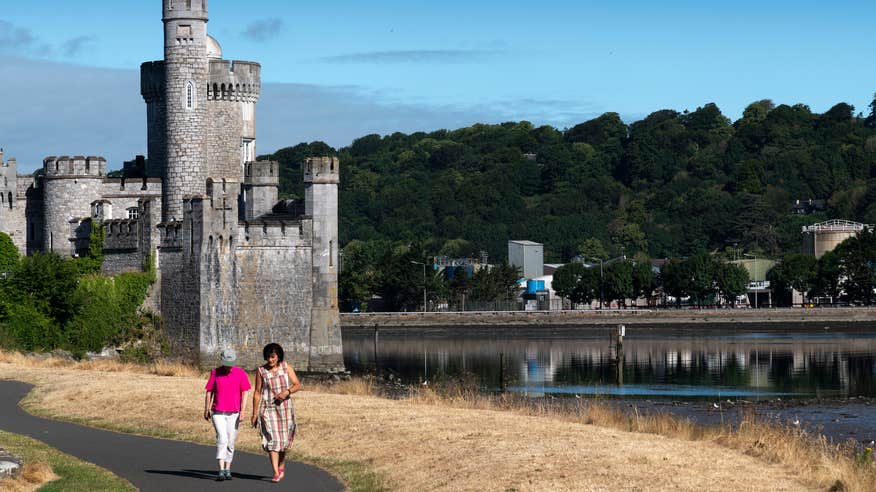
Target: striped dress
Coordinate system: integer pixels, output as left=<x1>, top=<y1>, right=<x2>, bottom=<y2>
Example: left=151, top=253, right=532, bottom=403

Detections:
left=257, top=361, right=296, bottom=452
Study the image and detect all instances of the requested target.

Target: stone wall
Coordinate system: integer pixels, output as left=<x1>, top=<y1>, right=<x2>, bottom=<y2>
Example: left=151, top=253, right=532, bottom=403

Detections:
left=101, top=219, right=142, bottom=275
left=99, top=178, right=162, bottom=220
left=42, top=157, right=105, bottom=255
left=162, top=3, right=208, bottom=222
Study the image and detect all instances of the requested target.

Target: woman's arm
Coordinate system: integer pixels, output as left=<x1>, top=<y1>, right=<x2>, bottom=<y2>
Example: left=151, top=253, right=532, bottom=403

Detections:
left=203, top=391, right=214, bottom=420
left=239, top=390, right=249, bottom=419
left=250, top=370, right=262, bottom=427
left=281, top=364, right=302, bottom=400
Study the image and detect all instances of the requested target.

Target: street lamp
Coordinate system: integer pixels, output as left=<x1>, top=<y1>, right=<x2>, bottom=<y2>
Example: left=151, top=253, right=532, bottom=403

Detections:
left=744, top=253, right=758, bottom=309
left=411, top=260, right=427, bottom=313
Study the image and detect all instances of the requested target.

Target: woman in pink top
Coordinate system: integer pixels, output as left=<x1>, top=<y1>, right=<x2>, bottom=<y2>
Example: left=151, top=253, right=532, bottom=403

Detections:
left=204, top=348, right=251, bottom=481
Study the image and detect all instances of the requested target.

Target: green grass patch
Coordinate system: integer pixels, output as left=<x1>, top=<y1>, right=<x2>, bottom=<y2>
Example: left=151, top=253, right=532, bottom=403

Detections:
left=0, top=429, right=135, bottom=491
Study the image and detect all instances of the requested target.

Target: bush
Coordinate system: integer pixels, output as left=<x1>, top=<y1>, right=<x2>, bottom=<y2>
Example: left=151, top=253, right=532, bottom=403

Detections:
left=65, top=272, right=154, bottom=353
left=0, top=232, right=18, bottom=272
left=0, top=300, right=61, bottom=351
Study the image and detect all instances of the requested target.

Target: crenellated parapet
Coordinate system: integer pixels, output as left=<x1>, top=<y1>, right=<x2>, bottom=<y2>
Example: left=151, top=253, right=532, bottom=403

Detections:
left=207, top=60, right=260, bottom=102
left=140, top=61, right=166, bottom=103
left=103, top=218, right=140, bottom=251
left=303, top=156, right=340, bottom=184
left=43, top=156, right=106, bottom=178
left=244, top=160, right=278, bottom=186
left=158, top=220, right=183, bottom=250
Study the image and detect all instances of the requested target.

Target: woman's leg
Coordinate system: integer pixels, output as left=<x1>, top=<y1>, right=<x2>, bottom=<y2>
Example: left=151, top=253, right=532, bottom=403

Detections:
left=211, top=413, right=229, bottom=470
left=269, top=450, right=280, bottom=475
left=225, top=413, right=240, bottom=467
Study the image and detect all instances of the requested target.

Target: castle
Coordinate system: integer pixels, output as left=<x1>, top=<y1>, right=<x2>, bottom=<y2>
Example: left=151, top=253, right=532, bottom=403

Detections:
left=0, top=0, right=344, bottom=372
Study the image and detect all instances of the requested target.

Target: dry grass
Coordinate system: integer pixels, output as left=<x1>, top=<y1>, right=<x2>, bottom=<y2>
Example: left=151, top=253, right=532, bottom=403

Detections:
left=1, top=350, right=872, bottom=491
left=0, top=462, right=56, bottom=492
left=311, top=376, right=876, bottom=491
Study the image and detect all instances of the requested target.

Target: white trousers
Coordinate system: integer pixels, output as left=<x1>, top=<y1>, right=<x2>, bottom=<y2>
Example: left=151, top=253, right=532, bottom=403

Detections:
left=211, top=411, right=240, bottom=462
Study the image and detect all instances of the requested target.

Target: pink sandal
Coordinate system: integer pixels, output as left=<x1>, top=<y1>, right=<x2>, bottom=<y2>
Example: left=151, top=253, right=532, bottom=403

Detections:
left=278, top=467, right=285, bottom=480
left=271, top=473, right=282, bottom=483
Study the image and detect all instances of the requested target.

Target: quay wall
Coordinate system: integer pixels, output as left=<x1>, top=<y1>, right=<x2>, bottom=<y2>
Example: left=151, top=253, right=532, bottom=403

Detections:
left=341, top=308, right=876, bottom=328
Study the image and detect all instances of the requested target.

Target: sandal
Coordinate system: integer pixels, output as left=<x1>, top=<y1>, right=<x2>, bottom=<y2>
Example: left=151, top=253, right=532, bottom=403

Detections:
left=271, top=473, right=282, bottom=483
left=278, top=466, right=285, bottom=480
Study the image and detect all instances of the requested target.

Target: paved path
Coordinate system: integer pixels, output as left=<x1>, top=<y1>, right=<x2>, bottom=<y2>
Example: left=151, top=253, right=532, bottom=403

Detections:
left=0, top=380, right=345, bottom=491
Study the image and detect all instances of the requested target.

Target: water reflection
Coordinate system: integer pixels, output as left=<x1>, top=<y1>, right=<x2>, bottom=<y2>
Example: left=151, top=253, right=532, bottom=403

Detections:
left=342, top=325, right=876, bottom=399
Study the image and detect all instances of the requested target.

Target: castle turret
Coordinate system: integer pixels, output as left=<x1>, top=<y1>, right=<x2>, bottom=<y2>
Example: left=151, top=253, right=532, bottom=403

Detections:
left=242, top=160, right=278, bottom=219
left=303, top=156, right=343, bottom=371
left=161, top=0, right=209, bottom=221
left=41, top=156, right=105, bottom=255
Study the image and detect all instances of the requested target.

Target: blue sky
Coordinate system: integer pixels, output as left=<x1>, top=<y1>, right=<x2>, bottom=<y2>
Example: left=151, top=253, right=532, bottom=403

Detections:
left=2, top=0, right=874, bottom=172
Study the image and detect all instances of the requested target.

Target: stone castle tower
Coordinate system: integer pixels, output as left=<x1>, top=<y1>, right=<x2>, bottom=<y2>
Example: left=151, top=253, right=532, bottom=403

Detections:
left=0, top=0, right=344, bottom=372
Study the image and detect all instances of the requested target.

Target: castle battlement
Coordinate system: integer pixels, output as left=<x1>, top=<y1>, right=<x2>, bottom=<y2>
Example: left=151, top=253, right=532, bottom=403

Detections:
left=240, top=216, right=311, bottom=248
left=244, top=160, right=279, bottom=185
left=207, top=60, right=260, bottom=102
left=140, top=61, right=166, bottom=103
left=43, top=156, right=106, bottom=178
left=303, top=156, right=340, bottom=184
left=104, top=218, right=140, bottom=251
left=158, top=220, right=183, bottom=250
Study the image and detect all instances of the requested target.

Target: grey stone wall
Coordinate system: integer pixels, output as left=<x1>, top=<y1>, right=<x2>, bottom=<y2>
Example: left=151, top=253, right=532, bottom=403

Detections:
left=42, top=156, right=105, bottom=255
left=141, top=61, right=166, bottom=180
left=206, top=59, right=260, bottom=182
left=100, top=178, right=162, bottom=220
left=0, top=156, right=27, bottom=254
left=304, top=157, right=344, bottom=371
left=243, top=161, right=278, bottom=219
left=162, top=3, right=209, bottom=221
left=158, top=198, right=203, bottom=355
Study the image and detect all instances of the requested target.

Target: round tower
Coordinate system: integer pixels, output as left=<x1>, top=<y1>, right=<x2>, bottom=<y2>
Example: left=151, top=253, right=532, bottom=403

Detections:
left=162, top=0, right=209, bottom=221
left=42, top=156, right=105, bottom=255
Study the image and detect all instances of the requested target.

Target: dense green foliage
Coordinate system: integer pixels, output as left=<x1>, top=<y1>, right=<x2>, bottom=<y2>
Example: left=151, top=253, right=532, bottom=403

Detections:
left=263, top=98, right=876, bottom=264
left=0, top=232, right=18, bottom=272
left=0, top=251, right=155, bottom=353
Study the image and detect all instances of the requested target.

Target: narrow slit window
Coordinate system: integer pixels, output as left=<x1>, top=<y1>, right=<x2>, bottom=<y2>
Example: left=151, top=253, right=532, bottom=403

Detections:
left=186, top=81, right=194, bottom=109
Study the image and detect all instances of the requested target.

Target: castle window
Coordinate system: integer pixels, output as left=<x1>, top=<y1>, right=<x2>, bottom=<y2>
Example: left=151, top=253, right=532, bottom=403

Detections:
left=127, top=207, right=139, bottom=219
left=186, top=81, right=195, bottom=109
left=177, top=25, right=192, bottom=37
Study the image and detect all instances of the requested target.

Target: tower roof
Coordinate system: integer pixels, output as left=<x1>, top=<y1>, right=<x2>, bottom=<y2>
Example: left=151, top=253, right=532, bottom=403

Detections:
left=206, top=34, right=222, bottom=59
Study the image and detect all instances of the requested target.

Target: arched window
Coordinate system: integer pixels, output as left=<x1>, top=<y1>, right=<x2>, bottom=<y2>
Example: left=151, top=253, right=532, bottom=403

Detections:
left=186, top=81, right=195, bottom=109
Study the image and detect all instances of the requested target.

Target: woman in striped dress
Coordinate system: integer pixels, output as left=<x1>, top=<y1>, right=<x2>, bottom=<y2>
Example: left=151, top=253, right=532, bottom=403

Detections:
left=251, top=343, right=300, bottom=483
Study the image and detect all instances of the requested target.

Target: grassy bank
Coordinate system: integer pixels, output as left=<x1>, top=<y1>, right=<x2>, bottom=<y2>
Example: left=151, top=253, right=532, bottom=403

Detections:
left=1, top=351, right=873, bottom=491
left=0, top=429, right=135, bottom=492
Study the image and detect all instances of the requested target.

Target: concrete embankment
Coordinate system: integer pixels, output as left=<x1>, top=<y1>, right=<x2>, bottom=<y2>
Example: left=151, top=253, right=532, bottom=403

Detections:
left=341, top=308, right=876, bottom=328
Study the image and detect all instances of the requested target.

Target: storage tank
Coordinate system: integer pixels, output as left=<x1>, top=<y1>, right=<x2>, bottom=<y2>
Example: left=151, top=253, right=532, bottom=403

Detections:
left=802, top=220, right=869, bottom=258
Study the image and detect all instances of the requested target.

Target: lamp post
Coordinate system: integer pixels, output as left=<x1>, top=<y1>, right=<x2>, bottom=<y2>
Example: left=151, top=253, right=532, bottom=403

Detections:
left=744, top=253, right=758, bottom=309
left=411, top=260, right=427, bottom=313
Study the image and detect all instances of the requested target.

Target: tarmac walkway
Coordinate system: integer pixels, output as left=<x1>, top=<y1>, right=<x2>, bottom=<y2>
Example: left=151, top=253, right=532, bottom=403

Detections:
left=0, top=380, right=345, bottom=491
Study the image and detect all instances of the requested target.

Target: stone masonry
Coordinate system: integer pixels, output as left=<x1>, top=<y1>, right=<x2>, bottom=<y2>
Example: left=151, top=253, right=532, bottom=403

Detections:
left=1, top=0, right=345, bottom=372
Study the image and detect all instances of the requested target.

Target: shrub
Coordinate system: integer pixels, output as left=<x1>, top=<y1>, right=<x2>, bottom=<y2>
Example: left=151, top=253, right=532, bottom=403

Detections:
left=0, top=300, right=61, bottom=351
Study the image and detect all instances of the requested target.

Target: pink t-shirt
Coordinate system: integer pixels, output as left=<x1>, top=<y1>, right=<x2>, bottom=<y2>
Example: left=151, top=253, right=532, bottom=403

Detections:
left=205, top=366, right=252, bottom=412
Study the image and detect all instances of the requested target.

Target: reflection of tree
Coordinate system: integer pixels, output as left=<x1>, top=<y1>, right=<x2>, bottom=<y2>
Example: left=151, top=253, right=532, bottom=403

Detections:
left=340, top=333, right=876, bottom=397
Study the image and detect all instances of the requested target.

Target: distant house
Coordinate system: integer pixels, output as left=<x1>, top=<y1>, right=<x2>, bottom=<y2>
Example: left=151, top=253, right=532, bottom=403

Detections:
left=791, top=198, right=826, bottom=215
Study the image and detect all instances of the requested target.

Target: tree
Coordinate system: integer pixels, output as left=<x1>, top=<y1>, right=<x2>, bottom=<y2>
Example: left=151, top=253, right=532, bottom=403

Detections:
left=810, top=250, right=842, bottom=303
left=2, top=253, right=82, bottom=327
left=715, top=261, right=750, bottom=306
left=767, top=253, right=817, bottom=306
left=576, top=238, right=607, bottom=261
left=552, top=262, right=599, bottom=306
left=603, top=261, right=634, bottom=307
left=0, top=232, right=19, bottom=272
left=684, top=253, right=717, bottom=306
left=834, top=229, right=876, bottom=305
left=660, top=259, right=688, bottom=307
left=631, top=261, right=655, bottom=304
